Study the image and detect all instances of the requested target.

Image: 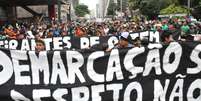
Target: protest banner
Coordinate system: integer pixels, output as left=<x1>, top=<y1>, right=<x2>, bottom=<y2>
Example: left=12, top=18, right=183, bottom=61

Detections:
left=0, top=31, right=160, bottom=50
left=0, top=42, right=200, bottom=101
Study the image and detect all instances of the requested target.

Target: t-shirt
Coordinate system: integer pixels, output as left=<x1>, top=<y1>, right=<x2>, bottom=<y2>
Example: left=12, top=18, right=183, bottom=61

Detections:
left=53, top=29, right=60, bottom=37
left=181, top=25, right=190, bottom=33
left=162, top=24, right=169, bottom=31
left=0, top=35, right=6, bottom=40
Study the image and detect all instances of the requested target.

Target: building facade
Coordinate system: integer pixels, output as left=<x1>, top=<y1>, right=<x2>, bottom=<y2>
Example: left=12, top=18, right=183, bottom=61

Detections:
left=98, top=0, right=109, bottom=18
left=121, top=0, right=128, bottom=11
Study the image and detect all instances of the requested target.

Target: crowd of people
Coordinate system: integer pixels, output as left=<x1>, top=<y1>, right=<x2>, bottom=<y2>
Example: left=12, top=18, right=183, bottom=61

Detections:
left=0, top=16, right=201, bottom=51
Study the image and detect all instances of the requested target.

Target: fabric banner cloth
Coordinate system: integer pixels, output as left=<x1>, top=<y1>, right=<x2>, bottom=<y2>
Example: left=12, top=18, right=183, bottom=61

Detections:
left=0, top=41, right=201, bottom=101
left=0, top=31, right=160, bottom=50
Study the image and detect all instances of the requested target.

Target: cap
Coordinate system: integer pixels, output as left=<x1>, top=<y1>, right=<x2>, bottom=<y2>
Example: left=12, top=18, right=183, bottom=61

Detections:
left=120, top=32, right=129, bottom=40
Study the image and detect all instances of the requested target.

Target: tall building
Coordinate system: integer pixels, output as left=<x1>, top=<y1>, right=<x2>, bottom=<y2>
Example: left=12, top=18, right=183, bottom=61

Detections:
left=96, top=4, right=100, bottom=18
left=107, top=0, right=128, bottom=12
left=104, top=0, right=110, bottom=17
left=122, top=0, right=128, bottom=11
left=72, top=0, right=79, bottom=6
left=16, top=4, right=70, bottom=21
left=104, top=0, right=128, bottom=17
left=78, top=0, right=99, bottom=18
left=98, top=0, right=109, bottom=18
left=0, top=7, right=7, bottom=20
left=68, top=0, right=79, bottom=20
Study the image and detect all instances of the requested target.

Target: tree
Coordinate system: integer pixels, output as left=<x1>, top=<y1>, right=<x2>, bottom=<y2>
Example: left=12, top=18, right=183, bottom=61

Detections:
left=167, top=0, right=179, bottom=5
left=74, top=4, right=90, bottom=17
left=128, top=0, right=141, bottom=10
left=139, top=0, right=163, bottom=19
left=138, top=0, right=186, bottom=18
left=128, top=0, right=200, bottom=19
left=191, top=0, right=201, bottom=19
left=160, top=4, right=189, bottom=14
left=178, top=0, right=201, bottom=8
left=128, top=0, right=141, bottom=17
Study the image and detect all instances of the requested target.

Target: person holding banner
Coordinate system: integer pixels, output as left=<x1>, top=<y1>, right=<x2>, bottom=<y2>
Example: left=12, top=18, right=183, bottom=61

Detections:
left=4, top=25, right=17, bottom=39
left=161, top=30, right=174, bottom=44
left=133, top=37, right=141, bottom=47
left=35, top=39, right=46, bottom=53
left=118, top=32, right=133, bottom=48
left=106, top=32, right=133, bottom=52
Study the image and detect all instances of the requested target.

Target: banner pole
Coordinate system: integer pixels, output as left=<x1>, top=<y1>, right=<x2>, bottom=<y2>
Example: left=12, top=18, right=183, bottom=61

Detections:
left=58, top=0, right=61, bottom=22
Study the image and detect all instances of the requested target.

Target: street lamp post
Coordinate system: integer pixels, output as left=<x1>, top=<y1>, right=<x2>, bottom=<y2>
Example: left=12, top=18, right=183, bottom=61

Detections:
left=120, top=0, right=122, bottom=19
left=188, top=0, right=191, bottom=9
left=187, top=0, right=191, bottom=15
left=58, top=0, right=61, bottom=22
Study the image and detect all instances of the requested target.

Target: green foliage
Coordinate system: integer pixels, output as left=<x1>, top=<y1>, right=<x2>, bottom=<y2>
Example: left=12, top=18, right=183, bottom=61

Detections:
left=199, top=0, right=201, bottom=7
left=191, top=1, right=201, bottom=19
left=179, top=0, right=201, bottom=7
left=128, top=0, right=141, bottom=10
left=160, top=4, right=189, bottom=14
left=127, top=0, right=199, bottom=19
left=139, top=0, right=162, bottom=19
left=167, top=0, right=179, bottom=5
left=74, top=4, right=90, bottom=17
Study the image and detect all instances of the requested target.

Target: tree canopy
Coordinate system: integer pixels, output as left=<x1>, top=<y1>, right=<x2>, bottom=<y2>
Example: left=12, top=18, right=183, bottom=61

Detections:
left=160, top=4, right=189, bottom=15
left=74, top=4, right=90, bottom=17
left=128, top=0, right=201, bottom=19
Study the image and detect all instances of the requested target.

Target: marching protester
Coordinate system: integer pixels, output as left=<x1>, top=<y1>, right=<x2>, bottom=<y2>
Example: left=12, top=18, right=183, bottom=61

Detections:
left=107, top=32, right=133, bottom=51
left=133, top=37, right=141, bottom=47
left=118, top=32, right=133, bottom=48
left=104, top=32, right=133, bottom=52
left=181, top=21, right=190, bottom=36
left=35, top=39, right=46, bottom=53
left=0, top=16, right=201, bottom=47
left=161, top=30, right=174, bottom=44
left=4, top=25, right=17, bottom=39
left=75, top=24, right=86, bottom=37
